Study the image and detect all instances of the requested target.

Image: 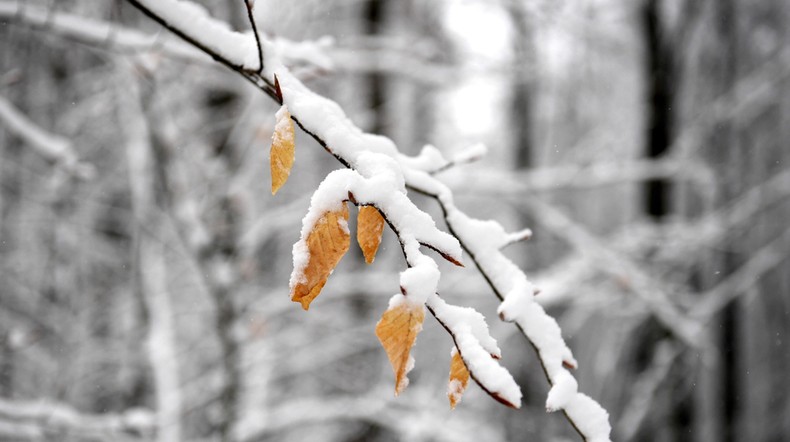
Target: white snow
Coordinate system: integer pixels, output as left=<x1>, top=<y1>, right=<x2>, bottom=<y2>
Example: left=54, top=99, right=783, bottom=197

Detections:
left=546, top=370, right=578, bottom=412
left=399, top=257, right=440, bottom=306
left=397, top=145, right=450, bottom=172
left=135, top=0, right=259, bottom=69
left=564, top=394, right=613, bottom=442
left=289, top=240, right=309, bottom=288
left=448, top=379, right=464, bottom=400
left=274, top=104, right=292, bottom=136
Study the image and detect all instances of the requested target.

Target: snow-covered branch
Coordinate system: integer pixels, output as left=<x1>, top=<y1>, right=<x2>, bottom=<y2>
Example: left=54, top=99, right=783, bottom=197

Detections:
left=123, top=0, right=612, bottom=439
left=407, top=175, right=611, bottom=440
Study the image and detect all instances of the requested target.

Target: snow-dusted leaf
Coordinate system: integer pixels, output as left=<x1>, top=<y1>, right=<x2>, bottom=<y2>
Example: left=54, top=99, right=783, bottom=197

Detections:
left=375, top=295, right=425, bottom=395
left=270, top=104, right=294, bottom=195
left=448, top=347, right=469, bottom=409
left=357, top=205, right=384, bottom=264
left=290, top=203, right=349, bottom=310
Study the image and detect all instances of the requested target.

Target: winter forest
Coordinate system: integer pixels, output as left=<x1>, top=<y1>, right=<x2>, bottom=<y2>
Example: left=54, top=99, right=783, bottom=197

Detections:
left=1, top=0, right=789, bottom=441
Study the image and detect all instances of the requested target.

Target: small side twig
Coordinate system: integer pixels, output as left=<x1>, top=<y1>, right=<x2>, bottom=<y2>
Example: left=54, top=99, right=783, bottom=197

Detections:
left=244, top=0, right=264, bottom=73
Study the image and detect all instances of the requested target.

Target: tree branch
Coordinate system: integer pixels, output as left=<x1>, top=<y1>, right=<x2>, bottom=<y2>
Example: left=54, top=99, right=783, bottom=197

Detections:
left=122, top=1, right=611, bottom=439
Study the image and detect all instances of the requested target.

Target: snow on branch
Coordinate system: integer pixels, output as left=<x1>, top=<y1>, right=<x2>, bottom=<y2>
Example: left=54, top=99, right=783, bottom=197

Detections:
left=125, top=0, right=611, bottom=439
left=407, top=172, right=611, bottom=440
left=288, top=162, right=520, bottom=405
left=0, top=95, right=94, bottom=179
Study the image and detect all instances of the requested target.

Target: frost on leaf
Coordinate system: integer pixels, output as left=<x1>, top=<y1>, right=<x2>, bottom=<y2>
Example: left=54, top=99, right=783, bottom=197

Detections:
left=448, top=347, right=470, bottom=409
left=357, top=205, right=385, bottom=264
left=375, top=296, right=425, bottom=395
left=290, top=203, right=350, bottom=310
left=270, top=104, right=295, bottom=195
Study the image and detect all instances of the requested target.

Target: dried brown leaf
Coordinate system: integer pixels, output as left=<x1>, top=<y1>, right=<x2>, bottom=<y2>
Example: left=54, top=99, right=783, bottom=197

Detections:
left=448, top=348, right=470, bottom=409
left=270, top=104, right=295, bottom=195
left=357, top=205, right=385, bottom=264
left=375, top=300, right=425, bottom=395
left=290, top=204, right=350, bottom=310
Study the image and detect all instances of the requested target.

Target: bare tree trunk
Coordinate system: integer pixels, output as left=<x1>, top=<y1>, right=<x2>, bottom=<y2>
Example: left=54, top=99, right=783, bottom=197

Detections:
left=213, top=281, right=240, bottom=442
left=642, top=0, right=674, bottom=219
left=362, top=0, right=388, bottom=137
left=509, top=1, right=535, bottom=169
left=0, top=333, right=11, bottom=398
left=682, top=0, right=739, bottom=440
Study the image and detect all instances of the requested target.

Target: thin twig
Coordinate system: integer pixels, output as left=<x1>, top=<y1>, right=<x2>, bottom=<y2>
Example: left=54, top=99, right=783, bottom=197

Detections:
left=243, top=0, right=265, bottom=73
left=125, top=0, right=279, bottom=102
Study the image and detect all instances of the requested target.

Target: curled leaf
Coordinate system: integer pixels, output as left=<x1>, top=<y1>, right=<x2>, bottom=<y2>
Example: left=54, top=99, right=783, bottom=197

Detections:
left=375, top=296, right=425, bottom=395
left=270, top=104, right=295, bottom=194
left=290, top=203, right=350, bottom=310
left=448, top=347, right=470, bottom=409
left=357, top=205, right=385, bottom=264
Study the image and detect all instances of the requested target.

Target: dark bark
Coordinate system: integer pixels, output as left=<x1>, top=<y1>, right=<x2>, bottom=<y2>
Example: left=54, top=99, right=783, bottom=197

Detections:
left=714, top=1, right=740, bottom=440
left=510, top=2, right=534, bottom=169
left=642, top=0, right=674, bottom=218
left=363, top=0, right=387, bottom=136
left=0, top=335, right=11, bottom=397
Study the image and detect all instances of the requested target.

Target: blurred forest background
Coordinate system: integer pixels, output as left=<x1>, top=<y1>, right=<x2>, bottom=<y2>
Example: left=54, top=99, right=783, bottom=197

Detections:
left=1, top=0, right=789, bottom=441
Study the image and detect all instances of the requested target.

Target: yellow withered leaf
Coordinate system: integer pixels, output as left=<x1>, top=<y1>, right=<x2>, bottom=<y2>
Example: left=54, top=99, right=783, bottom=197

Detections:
left=290, top=204, right=350, bottom=310
left=357, top=205, right=385, bottom=264
left=270, top=104, right=295, bottom=195
left=448, top=347, right=470, bottom=409
left=375, top=299, right=425, bottom=395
